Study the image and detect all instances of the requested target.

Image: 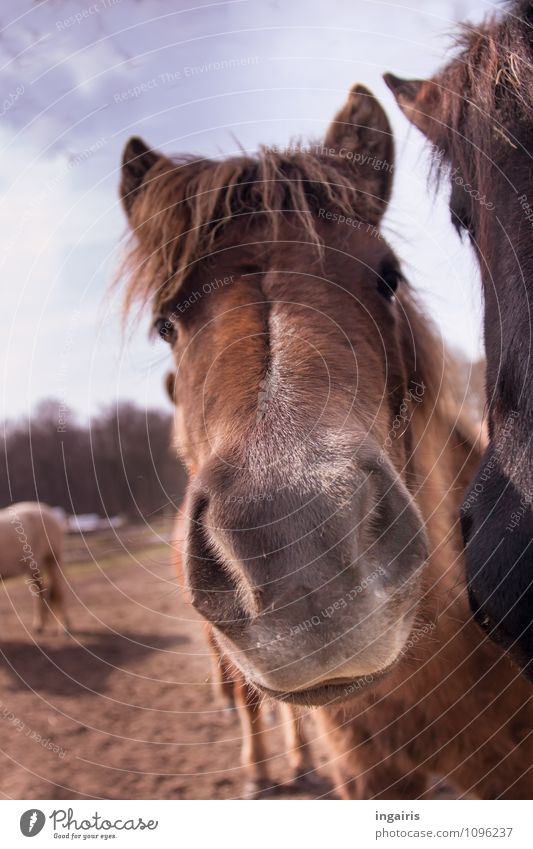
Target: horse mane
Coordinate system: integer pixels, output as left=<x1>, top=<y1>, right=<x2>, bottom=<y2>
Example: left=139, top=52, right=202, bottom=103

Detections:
left=431, top=0, right=533, bottom=179
left=121, top=147, right=366, bottom=316
left=119, top=140, right=464, bottom=442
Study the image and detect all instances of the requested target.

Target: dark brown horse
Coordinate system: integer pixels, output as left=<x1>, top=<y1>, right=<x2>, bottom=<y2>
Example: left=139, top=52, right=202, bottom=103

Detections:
left=119, top=85, right=533, bottom=798
left=384, top=0, right=533, bottom=679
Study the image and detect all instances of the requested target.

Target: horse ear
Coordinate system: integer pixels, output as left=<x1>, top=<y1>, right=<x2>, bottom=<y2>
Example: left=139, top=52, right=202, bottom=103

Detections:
left=120, top=136, right=161, bottom=217
left=383, top=73, right=440, bottom=138
left=324, top=84, right=394, bottom=216
left=165, top=371, right=177, bottom=406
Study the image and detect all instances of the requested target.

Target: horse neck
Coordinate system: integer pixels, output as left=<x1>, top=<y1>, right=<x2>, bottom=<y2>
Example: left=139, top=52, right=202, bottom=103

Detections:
left=408, top=395, right=481, bottom=602
left=479, top=158, right=533, bottom=492
left=389, top=400, right=505, bottom=699
left=395, top=400, right=531, bottom=713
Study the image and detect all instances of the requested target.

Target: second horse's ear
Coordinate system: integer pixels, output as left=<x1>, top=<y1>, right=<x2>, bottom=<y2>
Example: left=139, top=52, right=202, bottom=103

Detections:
left=165, top=372, right=177, bottom=406
left=384, top=73, right=441, bottom=139
left=120, top=136, right=161, bottom=217
left=324, top=84, right=394, bottom=220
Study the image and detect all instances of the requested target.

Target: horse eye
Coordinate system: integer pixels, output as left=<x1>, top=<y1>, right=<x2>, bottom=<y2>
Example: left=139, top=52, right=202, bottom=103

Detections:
left=154, top=316, right=177, bottom=345
left=377, top=264, right=401, bottom=300
left=236, top=264, right=262, bottom=277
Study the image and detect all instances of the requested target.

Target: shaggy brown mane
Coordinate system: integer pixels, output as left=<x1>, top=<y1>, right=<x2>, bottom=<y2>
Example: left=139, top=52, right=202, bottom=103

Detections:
left=120, top=140, right=450, bottom=422
left=431, top=0, right=533, bottom=181
left=121, top=147, right=376, bottom=316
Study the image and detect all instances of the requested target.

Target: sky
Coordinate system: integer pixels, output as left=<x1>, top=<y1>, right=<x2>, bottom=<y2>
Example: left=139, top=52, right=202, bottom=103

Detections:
left=0, top=0, right=495, bottom=421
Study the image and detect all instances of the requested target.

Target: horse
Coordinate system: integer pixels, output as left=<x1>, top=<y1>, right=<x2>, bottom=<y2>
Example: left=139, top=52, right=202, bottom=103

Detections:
left=166, top=375, right=317, bottom=798
left=119, top=84, right=533, bottom=798
left=0, top=502, right=70, bottom=632
left=384, top=0, right=533, bottom=678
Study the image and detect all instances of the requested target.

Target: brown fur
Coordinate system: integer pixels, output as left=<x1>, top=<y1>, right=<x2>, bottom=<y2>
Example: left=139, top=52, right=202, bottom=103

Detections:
left=120, top=86, right=532, bottom=798
left=171, top=509, right=315, bottom=797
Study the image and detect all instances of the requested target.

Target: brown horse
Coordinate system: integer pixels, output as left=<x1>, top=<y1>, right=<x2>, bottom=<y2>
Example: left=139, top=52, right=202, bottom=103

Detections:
left=168, top=381, right=316, bottom=798
left=384, top=0, right=533, bottom=677
left=0, top=502, right=70, bottom=632
left=119, top=85, right=532, bottom=798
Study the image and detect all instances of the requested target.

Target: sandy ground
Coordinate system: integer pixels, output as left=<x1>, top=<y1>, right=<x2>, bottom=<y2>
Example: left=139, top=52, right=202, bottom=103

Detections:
left=0, top=526, right=333, bottom=800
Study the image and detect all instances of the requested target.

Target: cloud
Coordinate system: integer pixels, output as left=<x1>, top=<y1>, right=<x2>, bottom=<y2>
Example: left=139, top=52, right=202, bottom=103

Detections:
left=1, top=0, right=486, bottom=416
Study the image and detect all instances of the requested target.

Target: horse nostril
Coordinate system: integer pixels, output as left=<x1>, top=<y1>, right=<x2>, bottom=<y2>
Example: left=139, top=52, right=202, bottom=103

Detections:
left=359, top=457, right=428, bottom=571
left=187, top=498, right=222, bottom=593
left=188, top=495, right=210, bottom=546
left=185, top=494, right=246, bottom=631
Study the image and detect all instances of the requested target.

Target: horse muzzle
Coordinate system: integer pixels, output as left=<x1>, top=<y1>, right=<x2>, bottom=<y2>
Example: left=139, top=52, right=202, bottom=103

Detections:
left=183, top=445, right=428, bottom=699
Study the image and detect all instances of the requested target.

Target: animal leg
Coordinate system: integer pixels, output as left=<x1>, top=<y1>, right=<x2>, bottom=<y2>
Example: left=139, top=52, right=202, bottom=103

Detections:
left=279, top=704, right=324, bottom=791
left=333, top=752, right=429, bottom=800
left=206, top=628, right=235, bottom=708
left=216, top=655, right=237, bottom=709
left=30, top=576, right=48, bottom=633
left=46, top=554, right=70, bottom=633
left=233, top=679, right=271, bottom=798
left=315, top=711, right=429, bottom=799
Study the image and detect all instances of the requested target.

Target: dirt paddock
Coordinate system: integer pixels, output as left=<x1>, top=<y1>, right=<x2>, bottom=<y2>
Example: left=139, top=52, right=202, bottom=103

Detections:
left=0, top=523, right=333, bottom=800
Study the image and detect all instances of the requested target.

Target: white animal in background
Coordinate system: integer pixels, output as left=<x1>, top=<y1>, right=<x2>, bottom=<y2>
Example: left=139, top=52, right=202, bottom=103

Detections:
left=0, top=502, right=70, bottom=632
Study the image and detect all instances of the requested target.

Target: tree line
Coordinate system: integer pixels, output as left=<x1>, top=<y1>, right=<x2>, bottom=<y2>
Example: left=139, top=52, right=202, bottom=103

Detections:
left=1, top=355, right=484, bottom=522
left=0, top=400, right=187, bottom=520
